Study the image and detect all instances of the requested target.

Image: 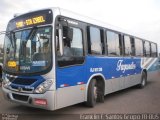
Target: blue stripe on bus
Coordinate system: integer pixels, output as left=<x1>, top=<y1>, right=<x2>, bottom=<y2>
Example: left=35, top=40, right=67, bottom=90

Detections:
left=11, top=57, right=159, bottom=89
left=56, top=56, right=143, bottom=89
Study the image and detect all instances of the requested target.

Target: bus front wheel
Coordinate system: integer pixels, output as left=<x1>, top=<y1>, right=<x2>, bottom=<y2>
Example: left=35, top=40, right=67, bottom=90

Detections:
left=86, top=79, right=97, bottom=107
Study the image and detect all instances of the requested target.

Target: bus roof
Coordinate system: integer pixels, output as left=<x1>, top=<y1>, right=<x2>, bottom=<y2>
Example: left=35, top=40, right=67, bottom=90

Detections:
left=12, top=7, right=156, bottom=44
left=57, top=7, right=156, bottom=44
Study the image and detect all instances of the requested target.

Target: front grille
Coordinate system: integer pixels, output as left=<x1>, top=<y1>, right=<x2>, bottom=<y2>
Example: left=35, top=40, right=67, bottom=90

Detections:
left=11, top=86, right=17, bottom=89
left=12, top=78, right=37, bottom=85
left=10, top=86, right=34, bottom=93
left=12, top=93, right=29, bottom=102
left=22, top=87, right=33, bottom=92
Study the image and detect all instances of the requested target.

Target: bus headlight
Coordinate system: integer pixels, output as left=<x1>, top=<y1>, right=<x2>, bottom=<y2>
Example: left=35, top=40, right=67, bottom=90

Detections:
left=34, top=79, right=53, bottom=94
left=2, top=77, right=11, bottom=89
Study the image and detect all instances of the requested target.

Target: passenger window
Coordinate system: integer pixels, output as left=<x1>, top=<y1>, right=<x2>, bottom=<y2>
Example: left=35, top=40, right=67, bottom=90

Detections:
left=106, top=31, right=120, bottom=56
left=124, top=35, right=132, bottom=56
left=135, top=38, right=143, bottom=57
left=88, top=27, right=102, bottom=55
left=124, top=36, right=135, bottom=56
left=144, top=41, right=151, bottom=57
left=69, top=27, right=83, bottom=56
left=151, top=43, right=157, bottom=57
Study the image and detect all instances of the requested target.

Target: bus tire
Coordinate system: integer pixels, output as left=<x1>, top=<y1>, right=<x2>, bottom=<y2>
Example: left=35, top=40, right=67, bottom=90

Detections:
left=96, top=81, right=104, bottom=103
left=138, top=72, right=147, bottom=88
left=86, top=79, right=97, bottom=107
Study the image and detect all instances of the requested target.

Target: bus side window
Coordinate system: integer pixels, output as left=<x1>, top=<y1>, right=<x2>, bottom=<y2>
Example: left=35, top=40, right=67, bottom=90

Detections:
left=124, top=36, right=136, bottom=56
left=144, top=41, right=151, bottom=57
left=87, top=26, right=103, bottom=55
left=151, top=43, right=157, bottom=57
left=131, top=37, right=135, bottom=56
left=124, top=35, right=132, bottom=56
left=135, top=38, right=143, bottom=57
left=106, top=31, right=120, bottom=56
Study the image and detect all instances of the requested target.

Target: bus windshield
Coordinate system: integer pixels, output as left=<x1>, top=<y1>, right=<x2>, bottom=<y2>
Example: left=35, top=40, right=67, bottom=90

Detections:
left=3, top=26, right=52, bottom=75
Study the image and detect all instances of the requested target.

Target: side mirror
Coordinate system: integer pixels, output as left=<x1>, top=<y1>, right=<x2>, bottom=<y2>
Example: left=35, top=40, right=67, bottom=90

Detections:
left=6, top=48, right=10, bottom=54
left=63, top=26, right=73, bottom=41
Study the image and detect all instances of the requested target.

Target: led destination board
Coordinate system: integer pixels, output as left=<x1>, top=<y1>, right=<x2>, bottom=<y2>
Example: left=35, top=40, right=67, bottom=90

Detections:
left=8, top=9, right=53, bottom=30
left=16, top=16, right=46, bottom=28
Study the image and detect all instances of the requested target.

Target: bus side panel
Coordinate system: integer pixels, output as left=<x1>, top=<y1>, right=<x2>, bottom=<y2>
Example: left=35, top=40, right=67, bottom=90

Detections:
left=55, top=56, right=159, bottom=109
left=55, top=56, right=125, bottom=109
left=85, top=56, right=124, bottom=95
left=124, top=57, right=142, bottom=88
left=85, top=56, right=142, bottom=94
left=146, top=58, right=160, bottom=80
left=55, top=65, right=86, bottom=109
left=55, top=84, right=86, bottom=109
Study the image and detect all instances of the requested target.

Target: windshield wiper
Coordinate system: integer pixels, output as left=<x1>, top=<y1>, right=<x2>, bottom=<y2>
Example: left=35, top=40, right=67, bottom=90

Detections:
left=26, top=26, right=38, bottom=40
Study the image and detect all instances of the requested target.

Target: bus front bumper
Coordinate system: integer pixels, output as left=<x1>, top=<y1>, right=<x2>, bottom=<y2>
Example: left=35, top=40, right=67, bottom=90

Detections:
left=2, top=87, right=55, bottom=110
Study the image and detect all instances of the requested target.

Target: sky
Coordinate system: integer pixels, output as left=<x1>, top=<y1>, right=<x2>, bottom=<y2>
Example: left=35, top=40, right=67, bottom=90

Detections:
left=0, top=0, right=160, bottom=50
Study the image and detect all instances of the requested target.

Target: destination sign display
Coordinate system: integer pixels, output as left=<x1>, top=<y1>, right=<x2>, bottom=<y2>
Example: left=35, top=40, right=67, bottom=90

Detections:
left=16, top=16, right=46, bottom=28
left=8, top=9, right=53, bottom=30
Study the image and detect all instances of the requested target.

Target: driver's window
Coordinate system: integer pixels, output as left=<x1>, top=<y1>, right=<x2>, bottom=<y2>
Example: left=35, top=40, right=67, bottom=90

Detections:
left=57, top=25, right=84, bottom=67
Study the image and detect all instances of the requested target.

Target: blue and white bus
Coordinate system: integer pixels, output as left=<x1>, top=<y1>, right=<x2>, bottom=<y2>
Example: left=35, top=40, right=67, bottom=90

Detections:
left=2, top=7, right=159, bottom=110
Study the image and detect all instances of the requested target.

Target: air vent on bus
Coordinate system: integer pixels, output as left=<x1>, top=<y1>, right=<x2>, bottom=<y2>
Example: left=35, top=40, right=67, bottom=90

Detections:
left=12, top=78, right=37, bottom=85
left=10, top=86, right=34, bottom=93
left=12, top=93, right=29, bottom=102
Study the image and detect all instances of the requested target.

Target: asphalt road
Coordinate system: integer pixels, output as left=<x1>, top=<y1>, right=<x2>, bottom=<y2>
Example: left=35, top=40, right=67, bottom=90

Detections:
left=0, top=73, right=160, bottom=120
